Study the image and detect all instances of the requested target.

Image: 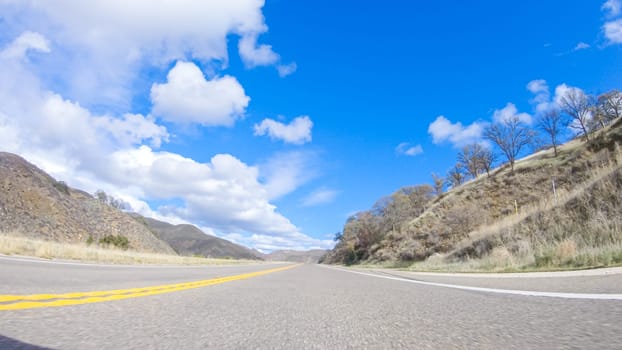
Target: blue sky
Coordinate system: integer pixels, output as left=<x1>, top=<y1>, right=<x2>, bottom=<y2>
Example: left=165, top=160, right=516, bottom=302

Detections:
left=1, top=1, right=621, bottom=251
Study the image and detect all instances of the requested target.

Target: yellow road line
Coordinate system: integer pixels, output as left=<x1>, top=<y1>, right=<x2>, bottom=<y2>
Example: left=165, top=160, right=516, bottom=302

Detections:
left=0, top=264, right=299, bottom=311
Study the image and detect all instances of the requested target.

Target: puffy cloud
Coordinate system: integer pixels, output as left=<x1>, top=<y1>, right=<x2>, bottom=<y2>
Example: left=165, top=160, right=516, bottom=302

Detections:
left=0, top=0, right=284, bottom=108
left=602, top=0, right=622, bottom=16
left=602, top=1, right=622, bottom=45
left=237, top=32, right=296, bottom=76
left=151, top=61, right=249, bottom=126
left=428, top=116, right=486, bottom=147
left=302, top=188, right=339, bottom=207
left=254, top=116, right=313, bottom=144
left=527, top=79, right=553, bottom=113
left=238, top=33, right=279, bottom=68
left=0, top=31, right=322, bottom=251
left=259, top=151, right=320, bottom=200
left=0, top=31, right=50, bottom=59
left=527, top=79, right=549, bottom=95
left=277, top=62, right=298, bottom=77
left=395, top=142, right=424, bottom=156
left=105, top=147, right=302, bottom=237
left=492, top=103, right=532, bottom=125
left=553, top=84, right=585, bottom=106
left=93, top=113, right=169, bottom=148
left=603, top=19, right=622, bottom=44
left=527, top=80, right=585, bottom=114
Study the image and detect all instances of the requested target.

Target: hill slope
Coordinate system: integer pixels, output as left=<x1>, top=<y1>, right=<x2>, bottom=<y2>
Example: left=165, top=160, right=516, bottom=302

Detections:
left=135, top=216, right=262, bottom=260
left=322, top=118, right=622, bottom=269
left=0, top=152, right=175, bottom=254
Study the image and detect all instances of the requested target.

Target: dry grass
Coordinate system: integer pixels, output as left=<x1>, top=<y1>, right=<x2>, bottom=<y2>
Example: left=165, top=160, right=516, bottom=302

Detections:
left=0, top=233, right=259, bottom=265
left=465, top=163, right=619, bottom=245
left=407, top=241, right=622, bottom=273
left=405, top=142, right=622, bottom=272
left=339, top=120, right=622, bottom=271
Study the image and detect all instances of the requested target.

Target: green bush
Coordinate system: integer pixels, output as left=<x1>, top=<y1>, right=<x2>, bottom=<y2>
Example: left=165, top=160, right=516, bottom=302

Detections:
left=534, top=251, right=553, bottom=267
left=98, top=235, right=129, bottom=250
left=344, top=248, right=357, bottom=266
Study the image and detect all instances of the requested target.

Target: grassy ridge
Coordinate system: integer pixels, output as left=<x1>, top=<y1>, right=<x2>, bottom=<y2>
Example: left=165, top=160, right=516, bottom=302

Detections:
left=323, top=119, right=622, bottom=272
left=0, top=233, right=259, bottom=265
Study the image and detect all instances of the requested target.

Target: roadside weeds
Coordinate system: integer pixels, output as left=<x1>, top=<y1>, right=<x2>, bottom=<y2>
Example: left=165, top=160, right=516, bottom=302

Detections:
left=0, top=233, right=258, bottom=266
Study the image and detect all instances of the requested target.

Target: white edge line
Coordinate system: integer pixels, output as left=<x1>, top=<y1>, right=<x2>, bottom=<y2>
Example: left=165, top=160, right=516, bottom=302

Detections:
left=325, top=266, right=622, bottom=301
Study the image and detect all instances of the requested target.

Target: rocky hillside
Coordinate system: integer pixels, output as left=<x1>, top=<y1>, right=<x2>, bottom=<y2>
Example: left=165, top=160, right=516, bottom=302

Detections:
left=263, top=249, right=328, bottom=263
left=135, top=216, right=262, bottom=260
left=0, top=152, right=175, bottom=254
left=322, top=118, right=622, bottom=268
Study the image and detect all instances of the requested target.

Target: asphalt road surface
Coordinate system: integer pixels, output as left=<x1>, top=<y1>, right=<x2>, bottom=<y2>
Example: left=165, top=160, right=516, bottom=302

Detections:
left=1, top=255, right=621, bottom=349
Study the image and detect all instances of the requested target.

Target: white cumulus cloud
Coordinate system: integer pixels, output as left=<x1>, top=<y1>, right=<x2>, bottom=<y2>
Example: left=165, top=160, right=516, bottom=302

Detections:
left=277, top=62, right=298, bottom=77
left=573, top=42, right=591, bottom=51
left=492, top=103, right=532, bottom=125
left=151, top=61, right=249, bottom=126
left=0, top=0, right=287, bottom=108
left=254, top=116, right=313, bottom=144
left=603, top=19, right=622, bottom=44
left=106, top=147, right=300, bottom=237
left=428, top=116, right=486, bottom=147
left=527, top=79, right=549, bottom=95
left=526, top=79, right=588, bottom=120
left=238, top=33, right=280, bottom=68
left=395, top=142, right=424, bottom=156
left=93, top=113, right=169, bottom=148
left=603, top=0, right=622, bottom=16
left=0, top=30, right=322, bottom=251
left=0, top=31, right=50, bottom=59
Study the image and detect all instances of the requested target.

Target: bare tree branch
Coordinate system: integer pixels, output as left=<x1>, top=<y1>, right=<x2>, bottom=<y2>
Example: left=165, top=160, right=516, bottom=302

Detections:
left=484, top=116, right=534, bottom=172
left=538, top=109, right=566, bottom=157
left=559, top=89, right=593, bottom=141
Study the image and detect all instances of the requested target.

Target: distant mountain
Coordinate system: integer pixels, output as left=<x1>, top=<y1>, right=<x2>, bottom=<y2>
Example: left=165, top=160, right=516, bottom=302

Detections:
left=263, top=249, right=328, bottom=263
left=0, top=152, right=176, bottom=254
left=134, top=216, right=262, bottom=260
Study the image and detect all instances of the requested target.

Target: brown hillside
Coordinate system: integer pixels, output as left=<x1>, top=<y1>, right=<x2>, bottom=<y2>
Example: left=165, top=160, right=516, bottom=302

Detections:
left=322, top=118, right=622, bottom=268
left=134, top=215, right=262, bottom=260
left=0, top=152, right=175, bottom=254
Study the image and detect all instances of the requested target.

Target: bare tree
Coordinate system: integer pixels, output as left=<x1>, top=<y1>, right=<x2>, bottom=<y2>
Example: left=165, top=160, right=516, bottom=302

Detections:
left=559, top=89, right=593, bottom=141
left=484, top=116, right=535, bottom=172
left=457, top=143, right=488, bottom=178
left=595, top=90, right=622, bottom=125
left=448, top=163, right=466, bottom=188
left=431, top=173, right=445, bottom=195
left=538, top=109, right=565, bottom=157
left=93, top=190, right=130, bottom=210
left=479, top=147, right=496, bottom=177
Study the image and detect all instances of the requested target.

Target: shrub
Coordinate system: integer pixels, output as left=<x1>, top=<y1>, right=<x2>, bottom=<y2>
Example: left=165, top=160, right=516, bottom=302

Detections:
left=99, top=235, right=129, bottom=250
left=554, top=239, right=577, bottom=265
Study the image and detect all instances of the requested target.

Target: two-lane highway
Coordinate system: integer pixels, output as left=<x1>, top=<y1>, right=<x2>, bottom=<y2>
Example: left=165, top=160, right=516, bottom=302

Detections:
left=1, top=255, right=621, bottom=349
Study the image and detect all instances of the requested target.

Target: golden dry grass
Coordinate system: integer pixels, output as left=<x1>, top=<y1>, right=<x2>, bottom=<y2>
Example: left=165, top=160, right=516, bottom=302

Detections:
left=0, top=233, right=260, bottom=265
left=405, top=142, right=622, bottom=272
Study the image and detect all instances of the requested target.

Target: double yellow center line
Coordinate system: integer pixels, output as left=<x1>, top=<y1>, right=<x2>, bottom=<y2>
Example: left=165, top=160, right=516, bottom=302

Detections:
left=0, top=264, right=298, bottom=311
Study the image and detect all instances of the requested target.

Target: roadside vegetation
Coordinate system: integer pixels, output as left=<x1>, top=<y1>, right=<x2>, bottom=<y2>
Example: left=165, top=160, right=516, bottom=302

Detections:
left=321, top=89, right=622, bottom=271
left=0, top=233, right=259, bottom=265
